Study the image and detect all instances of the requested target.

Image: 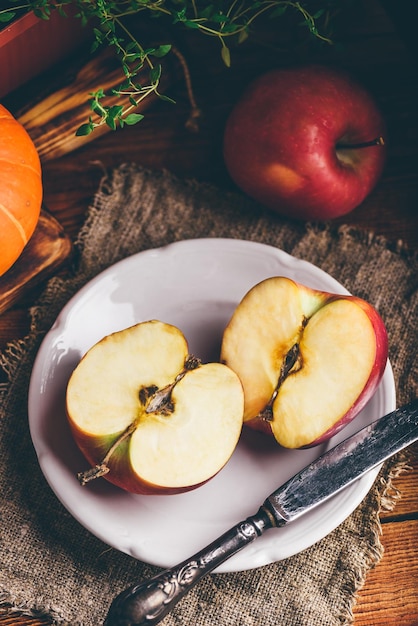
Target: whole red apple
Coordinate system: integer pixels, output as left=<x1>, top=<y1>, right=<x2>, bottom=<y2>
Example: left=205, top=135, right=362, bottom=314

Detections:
left=223, top=64, right=387, bottom=220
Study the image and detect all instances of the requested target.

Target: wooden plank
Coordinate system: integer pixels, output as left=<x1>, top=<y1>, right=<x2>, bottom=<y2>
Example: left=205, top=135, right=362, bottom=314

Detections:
left=0, top=10, right=90, bottom=98
left=353, top=519, right=418, bottom=625
left=0, top=308, right=29, bottom=352
left=16, top=46, right=175, bottom=163
left=0, top=606, right=52, bottom=625
left=0, top=210, right=72, bottom=315
left=380, top=443, right=418, bottom=519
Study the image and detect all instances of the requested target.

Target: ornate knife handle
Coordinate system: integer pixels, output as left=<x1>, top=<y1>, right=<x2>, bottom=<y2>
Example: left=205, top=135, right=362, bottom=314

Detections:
left=104, top=505, right=280, bottom=626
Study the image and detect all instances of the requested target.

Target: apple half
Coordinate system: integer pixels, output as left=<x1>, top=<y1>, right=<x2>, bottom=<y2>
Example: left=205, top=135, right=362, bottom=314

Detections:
left=66, top=320, right=244, bottom=494
left=220, top=277, right=388, bottom=448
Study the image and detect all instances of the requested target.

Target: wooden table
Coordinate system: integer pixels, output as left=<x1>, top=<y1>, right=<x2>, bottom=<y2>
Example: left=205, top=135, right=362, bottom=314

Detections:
left=1, top=0, right=417, bottom=623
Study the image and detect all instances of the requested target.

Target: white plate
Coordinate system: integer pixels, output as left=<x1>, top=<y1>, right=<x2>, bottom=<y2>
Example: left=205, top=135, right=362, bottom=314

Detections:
left=28, top=238, right=396, bottom=573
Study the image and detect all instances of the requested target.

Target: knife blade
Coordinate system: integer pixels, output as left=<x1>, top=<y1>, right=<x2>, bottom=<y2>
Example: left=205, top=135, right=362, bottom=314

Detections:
left=104, top=398, right=418, bottom=626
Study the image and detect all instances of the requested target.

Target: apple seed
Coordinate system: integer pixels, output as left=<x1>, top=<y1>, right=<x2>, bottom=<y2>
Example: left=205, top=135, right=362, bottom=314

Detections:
left=145, top=355, right=201, bottom=413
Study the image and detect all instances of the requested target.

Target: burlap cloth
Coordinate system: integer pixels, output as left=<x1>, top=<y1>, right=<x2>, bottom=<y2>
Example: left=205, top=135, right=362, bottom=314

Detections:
left=1, top=164, right=417, bottom=625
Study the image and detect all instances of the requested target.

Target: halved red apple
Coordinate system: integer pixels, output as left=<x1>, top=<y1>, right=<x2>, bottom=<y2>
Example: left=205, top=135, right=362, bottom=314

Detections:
left=220, top=276, right=388, bottom=448
left=66, top=320, right=244, bottom=494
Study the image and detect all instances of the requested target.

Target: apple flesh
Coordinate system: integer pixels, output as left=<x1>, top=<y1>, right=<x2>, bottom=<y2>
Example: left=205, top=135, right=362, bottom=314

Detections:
left=66, top=320, right=244, bottom=494
left=220, top=277, right=388, bottom=448
left=223, top=64, right=387, bottom=220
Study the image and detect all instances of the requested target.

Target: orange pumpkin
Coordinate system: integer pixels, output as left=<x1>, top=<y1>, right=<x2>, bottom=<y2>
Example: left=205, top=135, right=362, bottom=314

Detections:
left=0, top=103, right=43, bottom=276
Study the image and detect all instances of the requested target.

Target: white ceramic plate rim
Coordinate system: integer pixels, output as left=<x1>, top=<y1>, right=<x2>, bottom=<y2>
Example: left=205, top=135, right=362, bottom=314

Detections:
left=28, top=238, right=396, bottom=573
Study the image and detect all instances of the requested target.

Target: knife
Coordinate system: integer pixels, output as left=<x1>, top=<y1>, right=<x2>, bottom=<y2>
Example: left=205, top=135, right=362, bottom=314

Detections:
left=104, top=398, right=418, bottom=626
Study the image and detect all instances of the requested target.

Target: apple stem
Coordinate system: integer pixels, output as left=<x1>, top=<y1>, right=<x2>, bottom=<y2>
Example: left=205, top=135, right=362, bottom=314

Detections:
left=336, top=136, right=385, bottom=150
left=77, top=421, right=138, bottom=486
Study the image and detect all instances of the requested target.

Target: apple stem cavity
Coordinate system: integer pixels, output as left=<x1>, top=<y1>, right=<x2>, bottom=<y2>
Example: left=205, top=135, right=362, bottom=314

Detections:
left=259, top=343, right=301, bottom=422
left=76, top=355, right=202, bottom=486
left=336, top=136, right=385, bottom=150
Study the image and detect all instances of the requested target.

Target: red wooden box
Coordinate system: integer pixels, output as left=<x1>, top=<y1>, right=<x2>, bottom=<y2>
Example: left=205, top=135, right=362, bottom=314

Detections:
left=0, top=9, right=91, bottom=98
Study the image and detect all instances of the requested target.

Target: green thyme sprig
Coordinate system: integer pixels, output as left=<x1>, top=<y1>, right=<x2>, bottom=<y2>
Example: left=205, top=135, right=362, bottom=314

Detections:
left=0, top=1, right=334, bottom=134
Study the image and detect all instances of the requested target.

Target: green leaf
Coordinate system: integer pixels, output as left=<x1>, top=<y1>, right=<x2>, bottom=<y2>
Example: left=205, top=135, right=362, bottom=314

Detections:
left=108, top=105, right=124, bottom=118
left=183, top=19, right=200, bottom=29
left=149, top=64, right=162, bottom=82
left=221, top=44, right=231, bottom=67
left=105, top=115, right=117, bottom=130
left=0, top=11, right=16, bottom=22
left=91, top=100, right=104, bottom=114
left=124, top=113, right=145, bottom=125
left=114, top=79, right=131, bottom=92
left=200, top=5, right=214, bottom=19
left=158, top=94, right=176, bottom=104
left=130, top=62, right=145, bottom=75
left=172, top=8, right=187, bottom=24
left=209, top=13, right=229, bottom=24
left=122, top=63, right=131, bottom=78
left=33, top=7, right=50, bottom=20
left=91, top=88, right=105, bottom=100
left=221, top=22, right=239, bottom=33
left=238, top=29, right=249, bottom=44
left=76, top=123, right=94, bottom=136
left=269, top=5, right=288, bottom=18
left=152, top=44, right=172, bottom=58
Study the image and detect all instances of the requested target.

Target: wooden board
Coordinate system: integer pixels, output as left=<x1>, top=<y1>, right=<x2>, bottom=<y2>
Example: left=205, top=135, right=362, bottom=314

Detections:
left=16, top=45, right=175, bottom=162
left=0, top=209, right=72, bottom=315
left=0, top=10, right=91, bottom=99
left=16, top=47, right=133, bottom=161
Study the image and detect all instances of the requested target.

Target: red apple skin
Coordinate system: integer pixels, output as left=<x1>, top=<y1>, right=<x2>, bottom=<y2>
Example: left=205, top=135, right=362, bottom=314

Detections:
left=69, top=424, right=212, bottom=495
left=245, top=294, right=388, bottom=447
left=223, top=64, right=387, bottom=220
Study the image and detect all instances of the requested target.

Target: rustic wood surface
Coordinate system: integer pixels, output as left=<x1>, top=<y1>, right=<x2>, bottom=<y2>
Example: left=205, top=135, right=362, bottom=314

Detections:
left=15, top=46, right=175, bottom=162
left=0, top=0, right=417, bottom=623
left=0, top=210, right=72, bottom=315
